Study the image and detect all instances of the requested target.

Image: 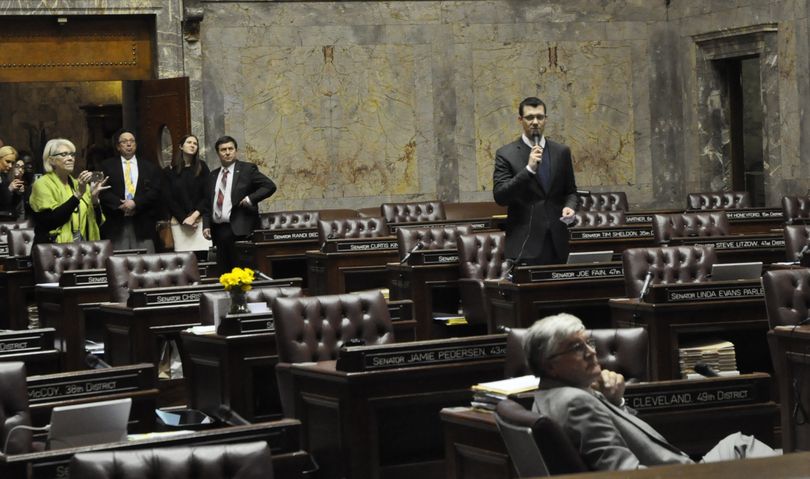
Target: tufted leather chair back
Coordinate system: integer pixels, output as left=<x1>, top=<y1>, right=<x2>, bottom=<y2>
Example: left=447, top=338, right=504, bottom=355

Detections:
left=457, top=231, right=509, bottom=281
left=7, top=228, right=34, bottom=257
left=572, top=211, right=625, bottom=228
left=272, top=290, right=395, bottom=363
left=381, top=201, right=446, bottom=224
left=622, top=245, right=716, bottom=298
left=651, top=212, right=730, bottom=244
left=0, top=362, right=32, bottom=455
left=687, top=191, right=750, bottom=210
left=783, top=195, right=810, bottom=223
left=33, top=240, right=113, bottom=284
left=579, top=192, right=629, bottom=212
left=199, top=286, right=303, bottom=325
left=69, top=441, right=274, bottom=479
left=784, top=225, right=810, bottom=262
left=318, top=217, right=388, bottom=242
left=505, top=327, right=648, bottom=382
left=763, top=269, right=810, bottom=328
left=0, top=218, right=34, bottom=242
left=106, top=252, right=199, bottom=304
left=258, top=210, right=320, bottom=230
left=397, top=224, right=472, bottom=260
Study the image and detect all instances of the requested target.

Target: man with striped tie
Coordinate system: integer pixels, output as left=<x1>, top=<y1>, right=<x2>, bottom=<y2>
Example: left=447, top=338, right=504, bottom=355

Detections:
left=99, top=129, right=162, bottom=252
left=203, top=136, right=276, bottom=275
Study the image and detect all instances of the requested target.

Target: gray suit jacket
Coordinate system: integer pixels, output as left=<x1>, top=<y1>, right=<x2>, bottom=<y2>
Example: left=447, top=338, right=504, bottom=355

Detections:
left=492, top=138, right=578, bottom=261
left=532, top=379, right=692, bottom=471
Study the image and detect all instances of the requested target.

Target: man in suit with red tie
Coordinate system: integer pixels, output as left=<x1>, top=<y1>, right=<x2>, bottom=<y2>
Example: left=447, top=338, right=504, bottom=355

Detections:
left=203, top=136, right=276, bottom=275
left=493, top=97, right=579, bottom=265
left=99, top=129, right=162, bottom=252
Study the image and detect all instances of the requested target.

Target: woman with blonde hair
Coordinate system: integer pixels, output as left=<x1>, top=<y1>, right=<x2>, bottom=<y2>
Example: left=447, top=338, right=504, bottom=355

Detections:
left=29, top=139, right=109, bottom=244
left=0, top=145, right=25, bottom=214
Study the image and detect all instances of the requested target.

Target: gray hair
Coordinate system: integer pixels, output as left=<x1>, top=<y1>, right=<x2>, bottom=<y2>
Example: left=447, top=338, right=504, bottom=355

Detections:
left=42, top=139, right=76, bottom=173
left=523, top=313, right=585, bottom=377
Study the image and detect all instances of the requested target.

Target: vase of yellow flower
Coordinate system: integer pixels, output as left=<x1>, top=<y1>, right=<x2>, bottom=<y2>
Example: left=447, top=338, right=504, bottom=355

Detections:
left=219, top=267, right=255, bottom=315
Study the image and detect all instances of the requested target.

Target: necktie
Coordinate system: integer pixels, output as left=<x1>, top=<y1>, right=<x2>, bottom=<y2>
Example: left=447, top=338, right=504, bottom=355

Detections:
left=123, top=160, right=136, bottom=200
left=537, top=147, right=550, bottom=191
left=215, top=168, right=229, bottom=219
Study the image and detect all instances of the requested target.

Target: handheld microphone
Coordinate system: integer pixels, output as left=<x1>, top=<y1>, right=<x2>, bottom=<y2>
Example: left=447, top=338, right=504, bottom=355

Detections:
left=532, top=134, right=541, bottom=147
left=85, top=353, right=111, bottom=369
left=638, top=269, right=654, bottom=301
left=693, top=361, right=720, bottom=377
left=400, top=242, right=424, bottom=264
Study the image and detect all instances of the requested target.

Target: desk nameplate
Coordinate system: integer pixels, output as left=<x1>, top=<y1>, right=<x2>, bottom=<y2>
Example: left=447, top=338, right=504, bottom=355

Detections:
left=128, top=279, right=299, bottom=307
left=388, top=218, right=493, bottom=234
left=514, top=262, right=624, bottom=283
left=570, top=226, right=654, bottom=240
left=625, top=213, right=654, bottom=224
left=336, top=334, right=506, bottom=372
left=669, top=235, right=784, bottom=250
left=409, top=250, right=459, bottom=265
left=0, top=243, right=8, bottom=256
left=0, top=330, right=52, bottom=356
left=258, top=229, right=320, bottom=242
left=3, top=255, right=31, bottom=271
left=648, top=280, right=763, bottom=303
left=27, top=365, right=153, bottom=405
left=59, top=269, right=108, bottom=287
left=326, top=238, right=399, bottom=253
left=624, top=376, right=769, bottom=413
left=218, top=313, right=275, bottom=336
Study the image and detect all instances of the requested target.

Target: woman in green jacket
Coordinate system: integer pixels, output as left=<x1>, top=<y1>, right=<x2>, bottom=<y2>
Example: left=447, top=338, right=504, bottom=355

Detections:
left=29, top=138, right=109, bottom=244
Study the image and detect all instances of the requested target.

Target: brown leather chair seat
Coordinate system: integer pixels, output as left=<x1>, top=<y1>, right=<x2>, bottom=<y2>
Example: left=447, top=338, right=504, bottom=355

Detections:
left=396, top=224, right=472, bottom=260
left=578, top=192, right=628, bottom=212
left=687, top=191, right=750, bottom=210
left=258, top=210, right=320, bottom=230
left=782, top=195, right=810, bottom=224
left=0, top=362, right=33, bottom=455
left=784, top=224, right=810, bottom=262
left=763, top=268, right=810, bottom=328
left=317, top=216, right=388, bottom=242
left=456, top=231, right=510, bottom=330
left=6, top=228, right=34, bottom=257
left=572, top=211, right=625, bottom=228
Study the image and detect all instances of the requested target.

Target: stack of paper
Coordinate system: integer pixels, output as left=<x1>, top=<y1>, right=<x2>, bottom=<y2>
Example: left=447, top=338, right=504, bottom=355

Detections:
left=678, top=340, right=739, bottom=379
left=469, top=375, right=539, bottom=411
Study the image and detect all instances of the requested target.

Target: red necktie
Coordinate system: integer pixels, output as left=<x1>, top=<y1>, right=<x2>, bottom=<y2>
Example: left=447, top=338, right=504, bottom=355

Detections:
left=215, top=169, right=229, bottom=217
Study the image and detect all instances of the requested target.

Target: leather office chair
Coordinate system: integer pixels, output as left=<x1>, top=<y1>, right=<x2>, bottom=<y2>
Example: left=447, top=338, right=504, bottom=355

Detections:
left=271, top=290, right=395, bottom=416
left=199, top=286, right=303, bottom=326
left=572, top=211, right=625, bottom=228
left=0, top=218, right=33, bottom=242
left=69, top=441, right=274, bottom=479
left=503, top=327, right=649, bottom=382
left=32, top=239, right=113, bottom=284
left=578, top=192, right=629, bottom=212
left=495, top=399, right=587, bottom=477
left=396, top=224, right=472, bottom=261
left=6, top=228, right=34, bottom=257
left=621, top=245, right=716, bottom=298
left=258, top=210, right=320, bottom=230
left=687, top=191, right=750, bottom=210
left=782, top=195, right=810, bottom=224
left=456, top=231, right=510, bottom=331
left=381, top=200, right=445, bottom=224
left=763, top=269, right=810, bottom=328
left=651, top=212, right=730, bottom=245
left=784, top=224, right=810, bottom=262
left=317, top=216, right=388, bottom=243
left=105, top=251, right=199, bottom=304
left=0, top=362, right=33, bottom=455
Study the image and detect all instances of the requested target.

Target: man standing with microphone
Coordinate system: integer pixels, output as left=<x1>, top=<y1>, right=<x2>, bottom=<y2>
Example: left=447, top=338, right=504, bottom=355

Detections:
left=493, top=97, right=578, bottom=266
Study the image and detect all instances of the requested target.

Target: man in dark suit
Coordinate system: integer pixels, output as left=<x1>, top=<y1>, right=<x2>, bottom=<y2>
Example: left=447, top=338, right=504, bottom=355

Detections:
left=202, top=135, right=276, bottom=275
left=493, top=97, right=578, bottom=265
left=99, top=129, right=162, bottom=252
left=524, top=313, right=777, bottom=471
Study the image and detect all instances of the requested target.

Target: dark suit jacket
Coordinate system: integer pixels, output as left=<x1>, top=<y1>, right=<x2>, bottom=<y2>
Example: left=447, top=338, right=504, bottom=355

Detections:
left=493, top=137, right=579, bottom=261
left=98, top=156, right=162, bottom=240
left=202, top=160, right=276, bottom=237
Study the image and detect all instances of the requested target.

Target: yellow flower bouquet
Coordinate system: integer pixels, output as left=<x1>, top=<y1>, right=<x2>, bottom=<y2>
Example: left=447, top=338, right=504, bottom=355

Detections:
left=219, top=267, right=255, bottom=292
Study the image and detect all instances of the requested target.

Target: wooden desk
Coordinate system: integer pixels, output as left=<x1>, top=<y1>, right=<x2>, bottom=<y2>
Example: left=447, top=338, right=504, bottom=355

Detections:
left=0, top=420, right=309, bottom=479
left=236, top=228, right=319, bottom=287
left=388, top=252, right=461, bottom=340
left=442, top=374, right=777, bottom=479
left=569, top=225, right=656, bottom=255
left=307, top=247, right=399, bottom=295
left=0, top=328, right=60, bottom=375
left=486, top=263, right=626, bottom=332
left=289, top=336, right=507, bottom=479
left=35, top=271, right=111, bottom=371
left=610, top=282, right=770, bottom=380
left=767, top=325, right=810, bottom=452
left=0, top=255, right=33, bottom=330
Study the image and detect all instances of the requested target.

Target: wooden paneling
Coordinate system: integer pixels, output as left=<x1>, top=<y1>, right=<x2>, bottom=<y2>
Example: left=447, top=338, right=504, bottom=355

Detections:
left=0, top=15, right=154, bottom=82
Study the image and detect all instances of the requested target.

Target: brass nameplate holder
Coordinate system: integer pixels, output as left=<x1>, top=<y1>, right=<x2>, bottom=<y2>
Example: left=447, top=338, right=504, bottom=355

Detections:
left=325, top=238, right=399, bottom=253
left=570, top=226, right=654, bottom=240
left=513, top=262, right=624, bottom=283
left=0, top=329, right=53, bottom=356
left=669, top=234, right=784, bottom=250
left=59, top=269, right=108, bottom=287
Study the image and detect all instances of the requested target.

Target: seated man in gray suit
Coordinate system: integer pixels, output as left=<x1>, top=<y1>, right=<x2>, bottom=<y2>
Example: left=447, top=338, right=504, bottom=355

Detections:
left=524, top=313, right=776, bottom=471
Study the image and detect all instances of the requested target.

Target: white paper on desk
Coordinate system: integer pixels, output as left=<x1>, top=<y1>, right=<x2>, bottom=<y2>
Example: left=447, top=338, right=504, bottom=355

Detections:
left=171, top=222, right=212, bottom=252
left=36, top=282, right=59, bottom=288
left=247, top=302, right=270, bottom=313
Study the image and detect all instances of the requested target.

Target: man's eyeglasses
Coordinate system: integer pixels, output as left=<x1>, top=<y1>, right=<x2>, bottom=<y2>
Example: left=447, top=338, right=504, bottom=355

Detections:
left=51, top=152, right=77, bottom=158
left=522, top=114, right=547, bottom=122
left=548, top=338, right=597, bottom=360
left=118, top=140, right=136, bottom=145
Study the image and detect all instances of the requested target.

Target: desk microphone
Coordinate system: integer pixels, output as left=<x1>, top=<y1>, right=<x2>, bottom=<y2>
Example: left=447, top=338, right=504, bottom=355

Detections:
left=638, top=270, right=654, bottom=301
left=215, top=404, right=250, bottom=426
left=319, top=233, right=334, bottom=252
left=693, top=361, right=720, bottom=377
left=400, top=242, right=424, bottom=264
left=256, top=271, right=273, bottom=281
left=85, top=353, right=111, bottom=369
left=796, top=243, right=810, bottom=263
